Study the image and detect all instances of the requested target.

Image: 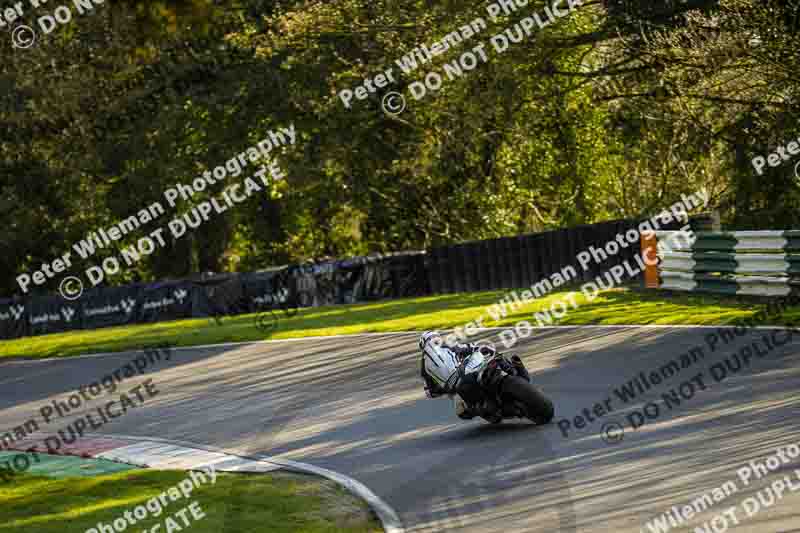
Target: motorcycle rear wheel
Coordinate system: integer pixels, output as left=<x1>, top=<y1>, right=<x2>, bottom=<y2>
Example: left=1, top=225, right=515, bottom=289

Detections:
left=502, top=376, right=554, bottom=425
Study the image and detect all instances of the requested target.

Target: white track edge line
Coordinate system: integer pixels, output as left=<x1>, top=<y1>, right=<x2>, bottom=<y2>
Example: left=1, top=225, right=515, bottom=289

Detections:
left=71, top=432, right=405, bottom=533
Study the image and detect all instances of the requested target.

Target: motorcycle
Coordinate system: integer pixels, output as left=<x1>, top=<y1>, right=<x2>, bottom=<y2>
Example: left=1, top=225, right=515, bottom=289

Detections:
left=447, top=348, right=554, bottom=425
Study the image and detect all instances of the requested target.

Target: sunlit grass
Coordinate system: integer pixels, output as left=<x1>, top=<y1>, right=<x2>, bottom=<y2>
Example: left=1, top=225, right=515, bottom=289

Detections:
left=1, top=286, right=797, bottom=359
left=0, top=470, right=381, bottom=533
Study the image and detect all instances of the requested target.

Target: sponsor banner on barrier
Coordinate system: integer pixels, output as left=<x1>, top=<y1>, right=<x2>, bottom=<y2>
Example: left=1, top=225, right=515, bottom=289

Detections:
left=1, top=252, right=428, bottom=340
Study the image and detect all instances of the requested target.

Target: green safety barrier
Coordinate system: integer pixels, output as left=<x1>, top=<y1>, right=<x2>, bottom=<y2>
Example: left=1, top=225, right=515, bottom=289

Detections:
left=654, top=231, right=800, bottom=296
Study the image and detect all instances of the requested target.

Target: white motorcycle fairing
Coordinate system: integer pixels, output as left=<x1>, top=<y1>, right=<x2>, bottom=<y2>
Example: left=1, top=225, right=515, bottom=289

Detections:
left=422, top=341, right=460, bottom=388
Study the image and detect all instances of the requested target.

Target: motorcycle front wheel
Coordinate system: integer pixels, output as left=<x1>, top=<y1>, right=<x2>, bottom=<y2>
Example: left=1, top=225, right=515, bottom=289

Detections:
left=501, top=376, right=554, bottom=425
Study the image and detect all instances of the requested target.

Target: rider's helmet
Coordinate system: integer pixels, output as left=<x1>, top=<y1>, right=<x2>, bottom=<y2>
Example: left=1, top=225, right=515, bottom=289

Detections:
left=419, top=331, right=459, bottom=390
left=419, top=330, right=444, bottom=350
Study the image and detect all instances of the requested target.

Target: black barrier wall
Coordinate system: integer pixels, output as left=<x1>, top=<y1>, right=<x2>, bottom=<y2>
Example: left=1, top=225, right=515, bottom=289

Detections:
left=425, top=217, right=684, bottom=294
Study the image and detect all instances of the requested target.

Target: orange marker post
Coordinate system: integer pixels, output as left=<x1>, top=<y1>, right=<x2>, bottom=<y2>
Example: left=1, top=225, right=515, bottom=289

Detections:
left=641, top=231, right=660, bottom=289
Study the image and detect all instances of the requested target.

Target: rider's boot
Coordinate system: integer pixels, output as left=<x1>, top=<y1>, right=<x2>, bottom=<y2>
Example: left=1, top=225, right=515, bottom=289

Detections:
left=454, top=396, right=475, bottom=420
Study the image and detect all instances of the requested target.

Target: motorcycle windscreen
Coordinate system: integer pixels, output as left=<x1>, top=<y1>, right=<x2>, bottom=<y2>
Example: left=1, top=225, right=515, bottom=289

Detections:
left=423, top=343, right=459, bottom=387
left=463, top=352, right=485, bottom=374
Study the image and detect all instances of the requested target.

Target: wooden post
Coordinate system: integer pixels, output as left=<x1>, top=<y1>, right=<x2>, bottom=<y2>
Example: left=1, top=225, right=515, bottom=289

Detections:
left=641, top=231, right=659, bottom=289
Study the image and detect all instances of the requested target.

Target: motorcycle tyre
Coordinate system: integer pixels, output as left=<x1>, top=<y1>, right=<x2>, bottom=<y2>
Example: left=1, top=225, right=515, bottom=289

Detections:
left=501, top=376, right=554, bottom=425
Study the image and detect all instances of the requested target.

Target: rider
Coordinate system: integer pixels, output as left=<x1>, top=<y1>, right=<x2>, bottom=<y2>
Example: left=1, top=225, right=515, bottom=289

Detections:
left=418, top=331, right=530, bottom=420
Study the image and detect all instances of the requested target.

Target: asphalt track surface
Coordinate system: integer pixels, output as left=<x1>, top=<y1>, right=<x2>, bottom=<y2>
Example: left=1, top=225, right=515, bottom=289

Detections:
left=2, top=326, right=799, bottom=532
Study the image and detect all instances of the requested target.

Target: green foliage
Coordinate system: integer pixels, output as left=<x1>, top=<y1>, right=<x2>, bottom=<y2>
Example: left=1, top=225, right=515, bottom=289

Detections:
left=2, top=0, right=799, bottom=297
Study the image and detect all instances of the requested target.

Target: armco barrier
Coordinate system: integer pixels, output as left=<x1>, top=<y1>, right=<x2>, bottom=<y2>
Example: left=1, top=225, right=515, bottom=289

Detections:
left=647, top=230, right=800, bottom=296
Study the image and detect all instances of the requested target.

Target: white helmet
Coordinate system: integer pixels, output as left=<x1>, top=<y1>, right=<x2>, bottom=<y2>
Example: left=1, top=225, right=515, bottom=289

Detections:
left=419, top=330, right=443, bottom=350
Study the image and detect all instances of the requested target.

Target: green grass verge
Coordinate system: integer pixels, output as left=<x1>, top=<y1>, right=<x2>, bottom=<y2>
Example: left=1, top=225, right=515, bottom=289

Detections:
left=0, top=470, right=381, bottom=533
left=2, top=286, right=799, bottom=360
